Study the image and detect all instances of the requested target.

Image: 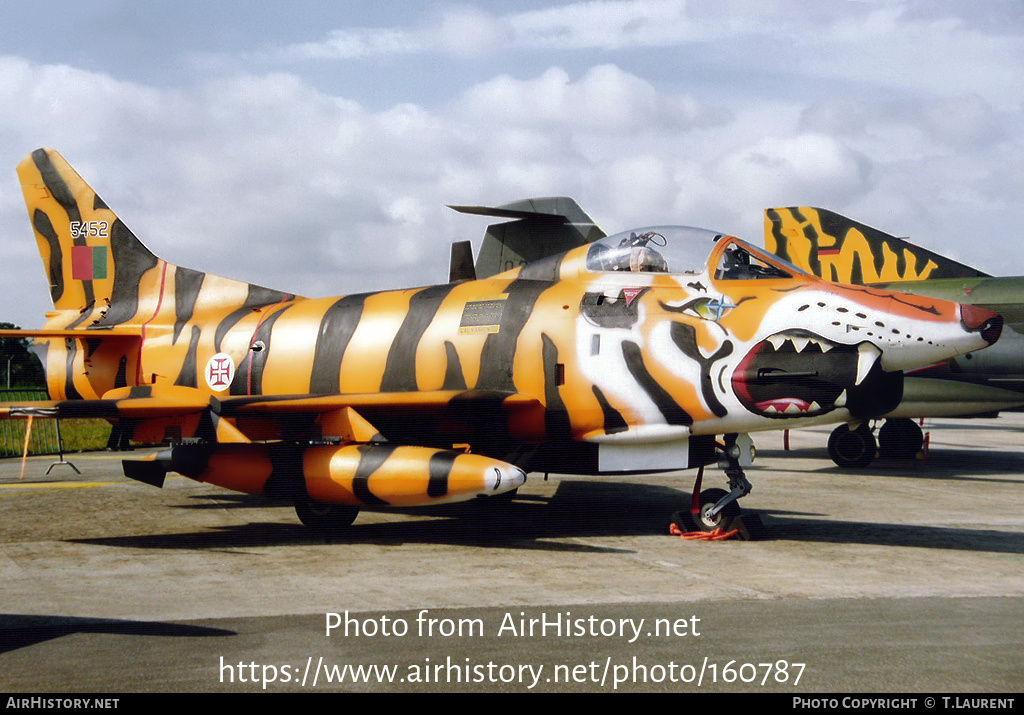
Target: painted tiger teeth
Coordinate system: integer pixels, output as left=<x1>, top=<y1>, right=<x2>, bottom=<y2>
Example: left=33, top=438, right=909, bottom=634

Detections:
left=856, top=343, right=882, bottom=384
left=766, top=334, right=836, bottom=353
left=764, top=401, right=819, bottom=414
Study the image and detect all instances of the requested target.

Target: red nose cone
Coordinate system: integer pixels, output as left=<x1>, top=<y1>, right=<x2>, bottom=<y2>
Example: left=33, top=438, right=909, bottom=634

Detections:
left=959, top=304, right=1003, bottom=345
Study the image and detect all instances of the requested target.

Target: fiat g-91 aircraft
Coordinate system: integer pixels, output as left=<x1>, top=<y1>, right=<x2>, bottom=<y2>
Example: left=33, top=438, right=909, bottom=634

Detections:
left=0, top=149, right=1003, bottom=537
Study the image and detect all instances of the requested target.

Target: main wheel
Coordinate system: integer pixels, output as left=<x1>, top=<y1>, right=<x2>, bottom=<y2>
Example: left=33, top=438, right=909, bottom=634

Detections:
left=827, top=423, right=877, bottom=468
left=877, top=418, right=924, bottom=460
left=294, top=500, right=359, bottom=533
left=695, top=487, right=740, bottom=532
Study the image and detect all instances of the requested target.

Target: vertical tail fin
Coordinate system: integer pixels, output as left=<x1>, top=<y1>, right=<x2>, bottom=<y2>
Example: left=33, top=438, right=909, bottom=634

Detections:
left=16, top=149, right=298, bottom=399
left=764, top=206, right=990, bottom=285
left=18, top=148, right=296, bottom=331
left=18, top=148, right=160, bottom=320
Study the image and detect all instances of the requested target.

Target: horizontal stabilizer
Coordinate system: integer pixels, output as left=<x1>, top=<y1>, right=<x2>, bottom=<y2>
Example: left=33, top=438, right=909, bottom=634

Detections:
left=448, top=205, right=568, bottom=221
left=0, top=388, right=541, bottom=432
left=450, top=197, right=604, bottom=279
left=0, top=385, right=213, bottom=419
left=219, top=389, right=540, bottom=415
left=448, top=197, right=595, bottom=223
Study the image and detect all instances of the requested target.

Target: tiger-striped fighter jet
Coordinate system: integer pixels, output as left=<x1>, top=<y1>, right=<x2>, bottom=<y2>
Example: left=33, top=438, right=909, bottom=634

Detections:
left=0, top=149, right=1003, bottom=535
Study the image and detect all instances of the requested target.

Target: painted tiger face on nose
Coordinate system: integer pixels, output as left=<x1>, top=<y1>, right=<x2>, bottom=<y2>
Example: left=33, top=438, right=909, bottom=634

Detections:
left=573, top=273, right=1001, bottom=435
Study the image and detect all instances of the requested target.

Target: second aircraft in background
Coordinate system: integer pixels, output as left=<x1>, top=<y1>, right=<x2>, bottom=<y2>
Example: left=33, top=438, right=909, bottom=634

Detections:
left=765, top=206, right=1024, bottom=466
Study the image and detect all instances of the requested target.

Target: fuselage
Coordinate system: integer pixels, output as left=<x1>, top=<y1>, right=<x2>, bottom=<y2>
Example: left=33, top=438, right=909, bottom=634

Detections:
left=9, top=151, right=1005, bottom=511
left=37, top=228, right=1000, bottom=470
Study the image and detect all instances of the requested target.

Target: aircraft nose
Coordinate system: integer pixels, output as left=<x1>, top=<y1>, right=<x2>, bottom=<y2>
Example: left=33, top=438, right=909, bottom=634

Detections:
left=959, top=304, right=1003, bottom=345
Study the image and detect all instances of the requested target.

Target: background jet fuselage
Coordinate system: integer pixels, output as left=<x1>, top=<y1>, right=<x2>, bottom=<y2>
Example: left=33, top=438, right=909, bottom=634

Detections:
left=765, top=206, right=1024, bottom=411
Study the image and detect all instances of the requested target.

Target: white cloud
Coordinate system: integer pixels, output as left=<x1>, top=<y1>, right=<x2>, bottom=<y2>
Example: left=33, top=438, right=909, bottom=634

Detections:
left=277, top=28, right=421, bottom=61
left=271, top=1, right=1024, bottom=111
left=509, top=0, right=704, bottom=49
left=435, top=5, right=511, bottom=58
left=460, top=64, right=711, bottom=134
left=274, top=5, right=511, bottom=61
left=270, top=0, right=760, bottom=61
left=2, top=30, right=1024, bottom=330
left=714, top=133, right=868, bottom=207
left=792, top=4, right=1024, bottom=108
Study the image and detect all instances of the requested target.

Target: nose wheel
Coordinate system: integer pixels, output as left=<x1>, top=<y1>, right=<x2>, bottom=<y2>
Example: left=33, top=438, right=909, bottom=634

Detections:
left=694, top=487, right=740, bottom=531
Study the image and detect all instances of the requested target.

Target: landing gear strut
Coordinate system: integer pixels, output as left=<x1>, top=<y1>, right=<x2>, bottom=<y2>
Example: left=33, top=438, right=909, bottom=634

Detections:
left=672, top=434, right=765, bottom=540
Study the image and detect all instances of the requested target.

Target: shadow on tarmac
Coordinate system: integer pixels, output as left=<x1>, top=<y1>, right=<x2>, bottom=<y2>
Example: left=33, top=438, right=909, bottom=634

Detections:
left=64, top=477, right=1024, bottom=555
left=762, top=447, right=1024, bottom=482
left=0, top=614, right=234, bottom=654
left=767, top=518, right=1024, bottom=553
left=70, top=481, right=684, bottom=552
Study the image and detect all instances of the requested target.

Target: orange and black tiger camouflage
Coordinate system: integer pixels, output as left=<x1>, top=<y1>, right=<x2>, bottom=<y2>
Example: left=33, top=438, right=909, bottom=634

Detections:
left=0, top=150, right=1003, bottom=526
left=764, top=206, right=989, bottom=285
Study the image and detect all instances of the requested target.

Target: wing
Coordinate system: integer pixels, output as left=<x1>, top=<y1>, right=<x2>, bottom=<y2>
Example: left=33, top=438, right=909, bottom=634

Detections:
left=0, top=385, right=540, bottom=505
left=0, top=385, right=543, bottom=445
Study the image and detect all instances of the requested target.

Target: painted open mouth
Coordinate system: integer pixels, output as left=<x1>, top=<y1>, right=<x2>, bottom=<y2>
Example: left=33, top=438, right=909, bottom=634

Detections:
left=731, top=330, right=881, bottom=418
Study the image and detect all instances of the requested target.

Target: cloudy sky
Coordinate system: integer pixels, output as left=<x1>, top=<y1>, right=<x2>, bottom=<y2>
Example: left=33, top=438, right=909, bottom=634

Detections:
left=0, top=1, right=1022, bottom=327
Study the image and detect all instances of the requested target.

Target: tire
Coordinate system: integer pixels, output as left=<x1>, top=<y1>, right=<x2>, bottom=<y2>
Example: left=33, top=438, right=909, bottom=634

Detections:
left=294, top=500, right=359, bottom=532
left=695, top=487, right=741, bottom=532
left=827, top=423, right=877, bottom=468
left=877, top=418, right=924, bottom=460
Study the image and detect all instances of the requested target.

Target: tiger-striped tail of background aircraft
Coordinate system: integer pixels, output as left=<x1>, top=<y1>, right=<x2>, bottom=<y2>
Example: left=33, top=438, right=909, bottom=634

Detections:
left=765, top=206, right=1024, bottom=467
left=0, top=149, right=1004, bottom=537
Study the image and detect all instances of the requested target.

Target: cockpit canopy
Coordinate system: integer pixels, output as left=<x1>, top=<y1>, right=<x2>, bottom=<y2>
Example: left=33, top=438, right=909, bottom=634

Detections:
left=584, top=225, right=806, bottom=280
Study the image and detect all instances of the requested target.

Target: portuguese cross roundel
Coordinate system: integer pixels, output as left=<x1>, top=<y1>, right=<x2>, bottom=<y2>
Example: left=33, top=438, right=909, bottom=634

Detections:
left=205, top=353, right=235, bottom=392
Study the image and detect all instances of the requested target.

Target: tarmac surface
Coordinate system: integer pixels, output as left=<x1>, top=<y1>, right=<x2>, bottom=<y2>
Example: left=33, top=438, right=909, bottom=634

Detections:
left=0, top=415, right=1022, bottom=693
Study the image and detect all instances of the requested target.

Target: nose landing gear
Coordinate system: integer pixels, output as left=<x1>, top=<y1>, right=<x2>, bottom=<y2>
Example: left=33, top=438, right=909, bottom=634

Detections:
left=671, top=434, right=766, bottom=541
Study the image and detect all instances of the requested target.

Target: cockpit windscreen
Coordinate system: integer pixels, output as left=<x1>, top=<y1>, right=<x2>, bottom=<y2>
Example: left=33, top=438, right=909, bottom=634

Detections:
left=585, top=226, right=720, bottom=275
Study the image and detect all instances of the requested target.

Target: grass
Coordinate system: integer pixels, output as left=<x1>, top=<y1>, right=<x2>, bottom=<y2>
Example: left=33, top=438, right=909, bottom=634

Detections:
left=59, top=419, right=114, bottom=452
left=0, top=418, right=112, bottom=458
left=0, top=387, right=115, bottom=457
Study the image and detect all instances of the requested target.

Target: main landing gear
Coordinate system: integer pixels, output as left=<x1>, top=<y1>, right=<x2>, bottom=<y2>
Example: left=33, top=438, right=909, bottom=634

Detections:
left=294, top=499, right=360, bottom=534
left=826, top=418, right=924, bottom=467
left=672, top=434, right=766, bottom=541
